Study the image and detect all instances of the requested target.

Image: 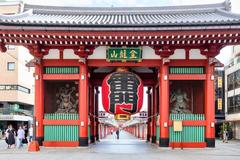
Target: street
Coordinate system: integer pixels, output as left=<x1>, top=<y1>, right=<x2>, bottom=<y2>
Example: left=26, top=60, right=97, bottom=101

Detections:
left=0, top=131, right=240, bottom=160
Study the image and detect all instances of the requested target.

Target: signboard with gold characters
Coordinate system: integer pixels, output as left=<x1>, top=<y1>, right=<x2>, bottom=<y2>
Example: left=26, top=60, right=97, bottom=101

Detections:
left=106, top=47, right=142, bottom=62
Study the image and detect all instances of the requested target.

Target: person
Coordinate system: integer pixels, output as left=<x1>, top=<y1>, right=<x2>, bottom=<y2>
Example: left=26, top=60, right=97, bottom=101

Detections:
left=28, top=124, right=33, bottom=142
left=110, top=129, right=113, bottom=135
left=22, top=124, right=28, bottom=144
left=6, top=124, right=16, bottom=149
left=5, top=125, right=10, bottom=148
left=223, top=129, right=228, bottom=143
left=0, top=128, right=2, bottom=139
left=116, top=129, right=120, bottom=139
left=17, top=126, right=25, bottom=148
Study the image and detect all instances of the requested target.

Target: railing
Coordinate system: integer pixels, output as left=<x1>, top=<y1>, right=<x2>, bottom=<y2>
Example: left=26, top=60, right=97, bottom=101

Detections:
left=169, top=114, right=205, bottom=143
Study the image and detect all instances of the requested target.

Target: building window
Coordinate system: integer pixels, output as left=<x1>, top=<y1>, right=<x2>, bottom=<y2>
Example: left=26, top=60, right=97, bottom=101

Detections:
left=0, top=84, right=30, bottom=94
left=227, top=73, right=234, bottom=91
left=235, top=70, right=240, bottom=89
left=228, top=96, right=235, bottom=114
left=7, top=62, right=15, bottom=71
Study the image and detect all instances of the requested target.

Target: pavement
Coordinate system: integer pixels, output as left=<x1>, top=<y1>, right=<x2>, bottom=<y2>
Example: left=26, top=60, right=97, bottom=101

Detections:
left=0, top=131, right=240, bottom=160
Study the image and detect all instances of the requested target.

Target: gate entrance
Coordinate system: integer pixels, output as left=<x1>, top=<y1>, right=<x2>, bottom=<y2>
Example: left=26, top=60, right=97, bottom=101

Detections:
left=1, top=1, right=239, bottom=148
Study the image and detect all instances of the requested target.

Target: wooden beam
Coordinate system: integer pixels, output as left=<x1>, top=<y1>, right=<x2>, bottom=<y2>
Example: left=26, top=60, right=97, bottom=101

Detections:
left=88, top=59, right=161, bottom=67
left=169, top=74, right=206, bottom=80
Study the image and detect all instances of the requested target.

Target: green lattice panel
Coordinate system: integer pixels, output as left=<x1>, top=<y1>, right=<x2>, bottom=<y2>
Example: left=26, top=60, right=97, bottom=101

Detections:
left=169, top=67, right=204, bottom=74
left=169, top=114, right=205, bottom=142
left=156, top=126, right=160, bottom=142
left=44, top=125, right=78, bottom=141
left=44, top=113, right=78, bottom=120
left=44, top=66, right=79, bottom=74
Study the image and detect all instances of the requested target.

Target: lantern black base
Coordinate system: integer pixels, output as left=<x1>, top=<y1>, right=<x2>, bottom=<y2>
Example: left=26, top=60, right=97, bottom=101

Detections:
left=36, top=137, right=44, bottom=146
left=151, top=136, right=156, bottom=143
left=205, top=138, right=215, bottom=147
left=96, top=134, right=99, bottom=141
left=159, top=138, right=169, bottom=147
left=90, top=135, right=95, bottom=143
left=147, top=134, right=150, bottom=141
left=79, top=137, right=88, bottom=146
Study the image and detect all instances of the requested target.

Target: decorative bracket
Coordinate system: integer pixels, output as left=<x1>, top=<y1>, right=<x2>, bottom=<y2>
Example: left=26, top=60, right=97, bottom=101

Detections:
left=0, top=43, right=7, bottom=53
left=27, top=45, right=49, bottom=59
left=153, top=46, right=174, bottom=58
left=162, top=57, right=170, bottom=65
left=201, top=45, right=221, bottom=58
left=209, top=57, right=218, bottom=65
left=74, top=45, right=95, bottom=58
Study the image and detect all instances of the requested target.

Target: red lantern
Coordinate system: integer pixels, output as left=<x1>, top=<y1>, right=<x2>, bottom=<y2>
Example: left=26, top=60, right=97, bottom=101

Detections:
left=102, top=71, right=143, bottom=120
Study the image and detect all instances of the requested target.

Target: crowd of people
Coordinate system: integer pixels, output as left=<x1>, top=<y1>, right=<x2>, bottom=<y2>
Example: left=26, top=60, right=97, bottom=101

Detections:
left=3, top=124, right=33, bottom=149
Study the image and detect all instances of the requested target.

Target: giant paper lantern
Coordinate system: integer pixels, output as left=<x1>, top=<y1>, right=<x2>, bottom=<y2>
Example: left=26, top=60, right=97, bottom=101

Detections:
left=102, top=71, right=143, bottom=120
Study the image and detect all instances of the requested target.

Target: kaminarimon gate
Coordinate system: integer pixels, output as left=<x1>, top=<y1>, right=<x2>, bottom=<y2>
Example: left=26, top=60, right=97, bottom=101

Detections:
left=1, top=1, right=240, bottom=148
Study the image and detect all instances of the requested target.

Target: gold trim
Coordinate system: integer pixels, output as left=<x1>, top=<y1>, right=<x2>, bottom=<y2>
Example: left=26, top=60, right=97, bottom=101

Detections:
left=115, top=114, right=130, bottom=120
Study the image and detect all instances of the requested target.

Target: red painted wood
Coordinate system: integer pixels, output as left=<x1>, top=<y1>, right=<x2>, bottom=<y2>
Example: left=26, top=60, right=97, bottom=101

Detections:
left=90, top=85, right=95, bottom=142
left=147, top=88, right=152, bottom=140
left=34, top=63, right=44, bottom=139
left=151, top=86, right=157, bottom=139
left=94, top=87, right=99, bottom=139
left=159, top=64, right=169, bottom=139
left=205, top=63, right=215, bottom=139
left=1, top=29, right=240, bottom=38
left=88, top=59, right=161, bottom=67
left=168, top=120, right=206, bottom=126
left=169, top=142, right=206, bottom=148
left=169, top=60, right=206, bottom=66
left=43, top=74, right=79, bottom=80
left=169, top=74, right=206, bottom=80
left=43, top=120, right=80, bottom=125
left=43, top=141, right=79, bottom=147
left=43, top=59, right=79, bottom=66
left=79, top=63, right=89, bottom=139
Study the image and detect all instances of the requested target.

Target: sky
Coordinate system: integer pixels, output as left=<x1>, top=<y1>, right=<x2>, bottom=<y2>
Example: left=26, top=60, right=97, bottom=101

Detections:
left=18, top=0, right=240, bottom=111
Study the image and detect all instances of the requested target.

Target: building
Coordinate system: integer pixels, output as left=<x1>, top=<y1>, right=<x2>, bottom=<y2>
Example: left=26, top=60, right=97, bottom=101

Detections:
left=1, top=1, right=240, bottom=148
left=0, top=1, right=34, bottom=132
left=215, top=67, right=225, bottom=138
left=225, top=45, right=240, bottom=140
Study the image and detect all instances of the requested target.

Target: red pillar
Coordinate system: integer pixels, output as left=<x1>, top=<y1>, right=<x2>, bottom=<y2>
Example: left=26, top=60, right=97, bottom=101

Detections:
left=138, top=124, right=140, bottom=138
left=159, top=63, right=169, bottom=147
left=147, top=87, right=151, bottom=141
left=142, top=125, right=145, bottom=140
left=79, top=62, right=89, bottom=146
left=95, top=87, right=100, bottom=141
left=104, top=125, right=106, bottom=138
left=151, top=86, right=157, bottom=143
left=205, top=62, right=215, bottom=147
left=90, top=85, right=95, bottom=143
left=99, top=124, right=102, bottom=139
left=35, top=63, right=44, bottom=146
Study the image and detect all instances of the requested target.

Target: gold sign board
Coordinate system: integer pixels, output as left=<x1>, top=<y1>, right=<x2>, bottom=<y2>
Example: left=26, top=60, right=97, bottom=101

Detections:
left=173, top=120, right=183, bottom=132
left=218, top=77, right=222, bottom=88
left=218, top=98, right=222, bottom=110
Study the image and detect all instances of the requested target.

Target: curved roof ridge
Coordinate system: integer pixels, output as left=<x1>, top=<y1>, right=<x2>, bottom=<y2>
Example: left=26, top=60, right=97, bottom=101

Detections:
left=22, top=0, right=231, bottom=15
left=216, top=8, right=240, bottom=19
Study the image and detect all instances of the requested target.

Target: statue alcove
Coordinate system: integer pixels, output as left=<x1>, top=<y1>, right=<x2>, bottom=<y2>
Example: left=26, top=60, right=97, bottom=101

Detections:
left=169, top=80, right=204, bottom=114
left=44, top=81, right=79, bottom=113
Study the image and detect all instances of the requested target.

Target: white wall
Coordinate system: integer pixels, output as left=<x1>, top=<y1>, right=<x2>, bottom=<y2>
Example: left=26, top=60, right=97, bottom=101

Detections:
left=17, top=46, right=34, bottom=105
